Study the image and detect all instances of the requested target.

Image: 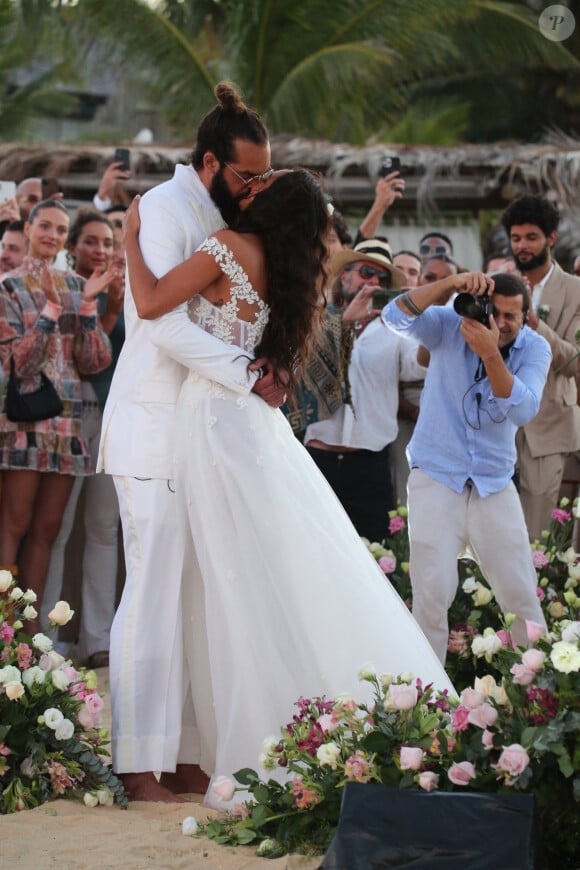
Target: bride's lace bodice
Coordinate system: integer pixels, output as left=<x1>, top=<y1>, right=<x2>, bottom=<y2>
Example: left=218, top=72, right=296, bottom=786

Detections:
left=187, top=237, right=269, bottom=355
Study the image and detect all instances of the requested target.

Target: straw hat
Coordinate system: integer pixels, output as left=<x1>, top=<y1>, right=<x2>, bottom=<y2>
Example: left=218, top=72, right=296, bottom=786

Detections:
left=328, top=239, right=406, bottom=290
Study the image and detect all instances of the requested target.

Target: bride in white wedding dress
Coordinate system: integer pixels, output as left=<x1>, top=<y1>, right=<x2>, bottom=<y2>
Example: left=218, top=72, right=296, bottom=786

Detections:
left=124, top=170, right=454, bottom=807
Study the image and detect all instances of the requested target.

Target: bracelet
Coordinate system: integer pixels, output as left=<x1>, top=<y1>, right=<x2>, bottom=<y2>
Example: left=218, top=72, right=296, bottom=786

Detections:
left=402, top=292, right=423, bottom=317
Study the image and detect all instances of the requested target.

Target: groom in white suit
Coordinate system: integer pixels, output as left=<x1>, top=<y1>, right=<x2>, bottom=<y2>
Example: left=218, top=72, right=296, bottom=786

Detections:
left=98, top=85, right=279, bottom=801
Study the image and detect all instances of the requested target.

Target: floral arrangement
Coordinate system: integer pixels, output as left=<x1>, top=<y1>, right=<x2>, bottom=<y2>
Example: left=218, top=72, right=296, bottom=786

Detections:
left=200, top=501, right=580, bottom=865
left=0, top=570, right=127, bottom=813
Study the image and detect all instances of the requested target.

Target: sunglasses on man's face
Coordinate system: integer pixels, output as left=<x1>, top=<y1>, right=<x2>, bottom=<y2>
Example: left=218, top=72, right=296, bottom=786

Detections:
left=419, top=243, right=448, bottom=256
left=346, top=263, right=391, bottom=288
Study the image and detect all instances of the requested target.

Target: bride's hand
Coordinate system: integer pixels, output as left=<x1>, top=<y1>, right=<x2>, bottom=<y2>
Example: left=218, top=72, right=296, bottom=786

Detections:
left=124, top=196, right=141, bottom=243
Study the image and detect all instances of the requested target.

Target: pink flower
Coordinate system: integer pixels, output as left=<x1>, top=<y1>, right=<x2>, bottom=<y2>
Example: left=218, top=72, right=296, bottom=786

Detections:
left=448, top=761, right=476, bottom=786
left=495, top=744, right=530, bottom=777
left=552, top=508, right=571, bottom=525
left=531, top=550, right=549, bottom=569
left=458, top=688, right=485, bottom=710
left=211, top=776, right=236, bottom=802
left=525, top=620, right=546, bottom=643
left=16, top=643, right=32, bottom=670
left=400, top=746, right=423, bottom=771
left=536, top=587, right=545, bottom=600
left=418, top=771, right=439, bottom=791
left=496, top=629, right=515, bottom=648
left=389, top=515, right=406, bottom=534
left=231, top=803, right=250, bottom=820
left=0, top=622, right=14, bottom=643
left=77, top=707, right=94, bottom=730
left=317, top=713, right=339, bottom=734
left=481, top=729, right=495, bottom=750
left=521, top=649, right=545, bottom=672
left=388, top=684, right=418, bottom=710
left=344, top=750, right=372, bottom=782
left=468, top=703, right=498, bottom=729
left=510, top=663, right=536, bottom=686
left=292, top=778, right=319, bottom=809
left=378, top=555, right=397, bottom=574
left=451, top=706, right=471, bottom=731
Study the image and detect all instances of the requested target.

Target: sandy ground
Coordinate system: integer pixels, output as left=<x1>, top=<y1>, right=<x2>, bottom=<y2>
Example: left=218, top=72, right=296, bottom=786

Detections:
left=0, top=668, right=321, bottom=870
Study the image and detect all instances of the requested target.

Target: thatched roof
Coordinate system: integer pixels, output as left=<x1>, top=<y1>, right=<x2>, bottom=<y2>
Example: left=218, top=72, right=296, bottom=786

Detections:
left=2, top=134, right=579, bottom=249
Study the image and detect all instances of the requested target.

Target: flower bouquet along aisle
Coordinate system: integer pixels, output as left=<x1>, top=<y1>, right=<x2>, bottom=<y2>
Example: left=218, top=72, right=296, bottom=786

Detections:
left=0, top=570, right=127, bottom=813
left=195, top=502, right=580, bottom=867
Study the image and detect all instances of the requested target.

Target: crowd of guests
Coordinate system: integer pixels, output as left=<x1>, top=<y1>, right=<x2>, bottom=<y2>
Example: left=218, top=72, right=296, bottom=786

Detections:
left=0, top=158, right=579, bottom=669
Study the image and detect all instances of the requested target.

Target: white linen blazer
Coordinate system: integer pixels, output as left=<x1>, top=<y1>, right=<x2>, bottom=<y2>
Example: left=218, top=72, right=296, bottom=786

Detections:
left=98, top=164, right=257, bottom=479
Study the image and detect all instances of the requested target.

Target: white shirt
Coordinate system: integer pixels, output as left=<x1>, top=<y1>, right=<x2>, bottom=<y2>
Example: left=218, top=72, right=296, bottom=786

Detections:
left=531, top=262, right=555, bottom=312
left=305, top=317, right=426, bottom=451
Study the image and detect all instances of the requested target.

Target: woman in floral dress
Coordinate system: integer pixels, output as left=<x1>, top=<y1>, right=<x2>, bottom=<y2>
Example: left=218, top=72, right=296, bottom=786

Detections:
left=0, top=199, right=113, bottom=631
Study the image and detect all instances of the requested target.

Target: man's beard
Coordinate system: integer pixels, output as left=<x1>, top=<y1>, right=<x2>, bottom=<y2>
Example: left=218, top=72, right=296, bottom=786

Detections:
left=209, top=168, right=241, bottom=226
left=513, top=243, right=549, bottom=273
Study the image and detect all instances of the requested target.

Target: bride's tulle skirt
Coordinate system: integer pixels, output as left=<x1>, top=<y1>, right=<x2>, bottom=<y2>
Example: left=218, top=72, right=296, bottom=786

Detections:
left=174, top=373, right=454, bottom=807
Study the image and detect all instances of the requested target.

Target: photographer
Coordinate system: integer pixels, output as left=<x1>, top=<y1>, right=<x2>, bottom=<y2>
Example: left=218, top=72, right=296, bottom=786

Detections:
left=383, top=271, right=550, bottom=664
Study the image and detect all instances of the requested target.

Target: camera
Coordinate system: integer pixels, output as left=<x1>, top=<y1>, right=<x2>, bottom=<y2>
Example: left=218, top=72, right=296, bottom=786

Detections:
left=379, top=156, right=401, bottom=177
left=453, top=292, right=493, bottom=327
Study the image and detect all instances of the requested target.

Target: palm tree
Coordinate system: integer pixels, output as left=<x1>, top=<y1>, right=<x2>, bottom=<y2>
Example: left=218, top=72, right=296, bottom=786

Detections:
left=11, top=0, right=580, bottom=144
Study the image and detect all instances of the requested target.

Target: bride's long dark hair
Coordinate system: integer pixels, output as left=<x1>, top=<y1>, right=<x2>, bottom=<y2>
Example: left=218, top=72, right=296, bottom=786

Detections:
left=232, top=169, right=329, bottom=391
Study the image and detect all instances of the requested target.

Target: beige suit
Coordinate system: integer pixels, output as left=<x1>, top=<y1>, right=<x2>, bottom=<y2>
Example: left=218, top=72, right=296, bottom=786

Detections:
left=517, top=261, right=580, bottom=539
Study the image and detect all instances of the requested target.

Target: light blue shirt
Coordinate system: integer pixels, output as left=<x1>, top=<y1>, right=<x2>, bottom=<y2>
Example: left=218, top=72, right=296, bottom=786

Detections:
left=383, top=301, right=552, bottom=497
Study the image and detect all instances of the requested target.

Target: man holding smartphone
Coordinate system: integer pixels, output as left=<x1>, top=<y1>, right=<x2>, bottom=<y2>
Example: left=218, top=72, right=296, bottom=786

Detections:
left=304, top=239, right=425, bottom=542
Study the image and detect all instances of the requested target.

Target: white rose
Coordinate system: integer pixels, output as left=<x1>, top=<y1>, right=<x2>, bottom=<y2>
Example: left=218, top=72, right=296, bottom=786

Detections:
left=54, top=718, right=75, bottom=740
left=96, top=788, right=114, bottom=806
left=47, top=601, right=75, bottom=626
left=471, top=634, right=502, bottom=658
left=473, top=583, right=494, bottom=607
left=358, top=662, right=376, bottom=681
left=380, top=673, right=393, bottom=689
left=43, top=707, right=64, bottom=730
left=22, top=589, right=37, bottom=604
left=260, top=736, right=279, bottom=756
left=22, top=666, right=46, bottom=688
left=83, top=792, right=99, bottom=808
left=462, top=577, right=478, bottom=594
left=568, top=564, right=580, bottom=582
left=557, top=547, right=577, bottom=565
left=32, top=633, right=53, bottom=654
left=9, top=586, right=24, bottom=601
left=0, top=569, right=14, bottom=592
left=22, top=605, right=38, bottom=621
left=5, top=681, right=25, bottom=700
left=51, top=669, right=70, bottom=691
left=316, top=742, right=341, bottom=768
left=0, top=665, right=22, bottom=685
left=561, top=621, right=580, bottom=644
left=399, top=672, right=414, bottom=684
left=182, top=816, right=199, bottom=836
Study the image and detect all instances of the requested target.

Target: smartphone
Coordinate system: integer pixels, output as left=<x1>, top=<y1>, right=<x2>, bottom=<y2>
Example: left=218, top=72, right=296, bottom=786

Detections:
left=114, top=148, right=131, bottom=172
left=379, top=156, right=401, bottom=177
left=41, top=177, right=61, bottom=198
left=0, top=180, right=16, bottom=204
left=372, top=289, right=392, bottom=309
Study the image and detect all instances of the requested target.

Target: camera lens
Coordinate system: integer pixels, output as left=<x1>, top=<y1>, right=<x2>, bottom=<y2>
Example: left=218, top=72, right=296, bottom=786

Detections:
left=454, top=293, right=482, bottom=319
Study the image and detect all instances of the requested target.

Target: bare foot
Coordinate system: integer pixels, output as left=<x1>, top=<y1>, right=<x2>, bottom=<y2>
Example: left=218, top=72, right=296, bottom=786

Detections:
left=159, top=763, right=210, bottom=795
left=120, top=771, right=187, bottom=803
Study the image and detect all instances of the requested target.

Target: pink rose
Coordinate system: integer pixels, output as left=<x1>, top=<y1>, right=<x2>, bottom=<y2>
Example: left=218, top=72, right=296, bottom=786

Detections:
left=510, top=663, right=537, bottom=686
left=211, top=775, right=236, bottom=802
left=496, top=744, right=530, bottom=777
left=388, top=684, right=418, bottom=710
left=84, top=693, right=105, bottom=715
left=481, top=729, right=495, bottom=750
left=448, top=761, right=476, bottom=786
left=525, top=620, right=546, bottom=643
left=532, top=550, right=549, bottom=569
left=536, top=587, right=545, bottom=600
left=418, top=771, right=439, bottom=792
left=521, top=649, right=545, bottom=672
left=468, top=703, right=498, bottom=729
left=400, top=746, right=423, bottom=771
left=0, top=623, right=14, bottom=644
left=77, top=707, right=94, bottom=730
left=552, top=508, right=571, bottom=525
left=451, top=706, right=471, bottom=732
left=389, top=516, right=406, bottom=534
left=496, top=629, right=514, bottom=648
left=317, top=714, right=340, bottom=734
left=458, top=688, right=485, bottom=710
left=378, top=555, right=397, bottom=574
